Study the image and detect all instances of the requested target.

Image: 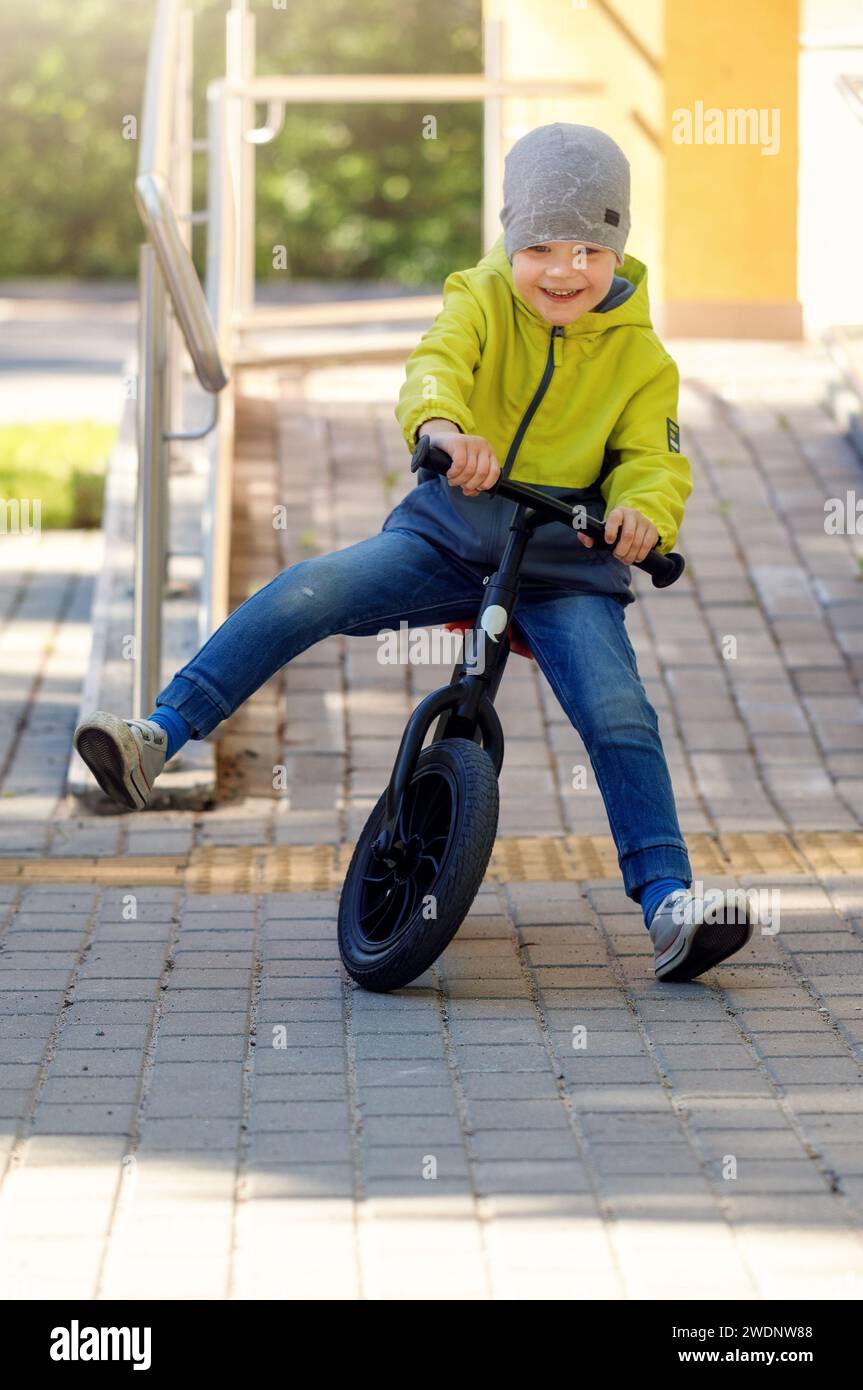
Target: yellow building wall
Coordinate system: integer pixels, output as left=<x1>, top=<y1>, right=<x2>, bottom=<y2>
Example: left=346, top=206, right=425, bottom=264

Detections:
left=664, top=0, right=801, bottom=336
left=492, top=0, right=801, bottom=338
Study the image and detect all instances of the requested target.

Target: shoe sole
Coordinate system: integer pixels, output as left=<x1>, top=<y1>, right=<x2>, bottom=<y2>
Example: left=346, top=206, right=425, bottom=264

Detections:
left=74, top=717, right=149, bottom=810
left=656, top=911, right=754, bottom=983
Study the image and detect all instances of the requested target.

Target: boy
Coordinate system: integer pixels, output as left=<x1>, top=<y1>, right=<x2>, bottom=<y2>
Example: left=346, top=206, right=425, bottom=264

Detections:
left=74, top=123, right=753, bottom=981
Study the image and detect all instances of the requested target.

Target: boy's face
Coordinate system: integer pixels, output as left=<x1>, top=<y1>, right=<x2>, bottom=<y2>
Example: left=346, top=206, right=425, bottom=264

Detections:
left=511, top=240, right=618, bottom=323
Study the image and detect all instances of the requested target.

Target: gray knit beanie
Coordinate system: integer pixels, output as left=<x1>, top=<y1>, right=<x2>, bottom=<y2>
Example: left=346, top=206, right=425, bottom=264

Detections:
left=500, top=123, right=631, bottom=266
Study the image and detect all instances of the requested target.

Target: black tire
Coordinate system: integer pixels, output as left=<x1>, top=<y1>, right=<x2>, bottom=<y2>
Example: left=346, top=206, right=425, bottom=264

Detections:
left=338, top=737, right=500, bottom=992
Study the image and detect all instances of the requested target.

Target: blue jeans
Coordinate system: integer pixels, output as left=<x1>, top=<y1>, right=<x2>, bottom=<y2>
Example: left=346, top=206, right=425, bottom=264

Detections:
left=155, top=527, right=692, bottom=901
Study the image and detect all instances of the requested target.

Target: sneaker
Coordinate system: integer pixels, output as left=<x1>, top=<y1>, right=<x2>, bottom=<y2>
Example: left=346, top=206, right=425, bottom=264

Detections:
left=73, top=711, right=168, bottom=810
left=649, top=888, right=754, bottom=982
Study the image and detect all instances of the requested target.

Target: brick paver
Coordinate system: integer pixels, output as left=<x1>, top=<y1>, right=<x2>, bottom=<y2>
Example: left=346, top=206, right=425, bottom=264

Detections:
left=1, top=340, right=863, bottom=1298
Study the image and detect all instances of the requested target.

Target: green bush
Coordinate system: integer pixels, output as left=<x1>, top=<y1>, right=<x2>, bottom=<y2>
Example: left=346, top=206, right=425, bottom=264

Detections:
left=0, top=0, right=483, bottom=284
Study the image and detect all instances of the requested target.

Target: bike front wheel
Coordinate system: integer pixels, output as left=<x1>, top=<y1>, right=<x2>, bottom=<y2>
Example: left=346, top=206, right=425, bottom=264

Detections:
left=338, top=737, right=500, bottom=992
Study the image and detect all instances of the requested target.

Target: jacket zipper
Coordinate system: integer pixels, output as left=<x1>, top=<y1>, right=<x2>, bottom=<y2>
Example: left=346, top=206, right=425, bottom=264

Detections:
left=490, top=324, right=564, bottom=559
left=500, top=324, right=564, bottom=481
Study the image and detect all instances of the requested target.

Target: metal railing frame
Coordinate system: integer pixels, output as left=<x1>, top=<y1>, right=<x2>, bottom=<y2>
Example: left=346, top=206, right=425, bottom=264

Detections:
left=219, top=0, right=602, bottom=324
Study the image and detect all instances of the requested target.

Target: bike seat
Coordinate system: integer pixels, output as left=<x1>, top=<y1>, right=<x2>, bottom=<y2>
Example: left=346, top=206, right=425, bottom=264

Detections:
left=444, top=619, right=534, bottom=661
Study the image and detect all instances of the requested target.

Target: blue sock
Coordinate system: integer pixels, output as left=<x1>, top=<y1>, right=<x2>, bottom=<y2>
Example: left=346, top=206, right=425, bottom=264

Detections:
left=639, top=877, right=688, bottom=929
left=146, top=706, right=192, bottom=760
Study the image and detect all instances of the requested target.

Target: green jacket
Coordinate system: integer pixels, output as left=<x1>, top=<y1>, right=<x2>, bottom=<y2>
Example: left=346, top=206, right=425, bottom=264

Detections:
left=385, top=233, right=692, bottom=602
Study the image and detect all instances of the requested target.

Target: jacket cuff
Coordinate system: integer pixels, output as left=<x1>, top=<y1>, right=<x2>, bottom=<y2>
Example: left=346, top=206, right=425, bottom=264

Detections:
left=402, top=402, right=474, bottom=452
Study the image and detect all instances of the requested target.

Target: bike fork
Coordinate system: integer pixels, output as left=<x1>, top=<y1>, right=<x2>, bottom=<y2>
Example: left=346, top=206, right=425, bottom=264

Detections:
left=371, top=507, right=536, bottom=867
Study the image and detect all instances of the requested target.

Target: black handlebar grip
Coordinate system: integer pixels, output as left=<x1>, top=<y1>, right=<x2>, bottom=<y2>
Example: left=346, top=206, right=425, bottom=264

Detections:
left=410, top=434, right=453, bottom=475
left=576, top=510, right=686, bottom=588
left=637, top=547, right=686, bottom=588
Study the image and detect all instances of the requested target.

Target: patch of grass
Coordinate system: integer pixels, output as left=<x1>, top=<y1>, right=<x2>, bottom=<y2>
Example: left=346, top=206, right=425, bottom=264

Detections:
left=297, top=528, right=320, bottom=555
left=0, top=421, right=114, bottom=529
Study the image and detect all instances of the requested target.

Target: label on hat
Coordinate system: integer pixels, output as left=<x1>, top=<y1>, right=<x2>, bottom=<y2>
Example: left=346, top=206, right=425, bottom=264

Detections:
left=604, top=208, right=620, bottom=227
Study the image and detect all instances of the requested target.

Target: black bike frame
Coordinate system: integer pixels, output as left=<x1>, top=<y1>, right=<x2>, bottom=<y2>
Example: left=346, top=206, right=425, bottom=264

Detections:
left=370, top=500, right=542, bottom=867
left=369, top=435, right=685, bottom=868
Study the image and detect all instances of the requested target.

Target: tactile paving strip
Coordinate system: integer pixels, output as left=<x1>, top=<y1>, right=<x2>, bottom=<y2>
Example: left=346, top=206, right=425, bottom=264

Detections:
left=0, top=832, right=858, bottom=891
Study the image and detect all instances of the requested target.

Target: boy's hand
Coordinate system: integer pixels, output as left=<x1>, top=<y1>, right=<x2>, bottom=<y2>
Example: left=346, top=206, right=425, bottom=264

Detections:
left=427, top=431, right=501, bottom=497
left=576, top=506, right=659, bottom=563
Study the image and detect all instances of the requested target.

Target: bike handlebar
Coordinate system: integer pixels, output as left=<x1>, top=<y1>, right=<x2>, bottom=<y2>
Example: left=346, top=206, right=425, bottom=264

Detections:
left=410, top=435, right=685, bottom=590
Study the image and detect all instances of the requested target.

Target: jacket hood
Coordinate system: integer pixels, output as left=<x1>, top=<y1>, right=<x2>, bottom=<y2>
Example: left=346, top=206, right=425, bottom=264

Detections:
left=477, top=232, right=652, bottom=337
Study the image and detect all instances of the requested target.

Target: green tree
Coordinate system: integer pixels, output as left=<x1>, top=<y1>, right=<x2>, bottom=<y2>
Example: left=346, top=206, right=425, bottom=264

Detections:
left=251, top=0, right=483, bottom=283
left=0, top=0, right=153, bottom=276
left=0, top=0, right=483, bottom=285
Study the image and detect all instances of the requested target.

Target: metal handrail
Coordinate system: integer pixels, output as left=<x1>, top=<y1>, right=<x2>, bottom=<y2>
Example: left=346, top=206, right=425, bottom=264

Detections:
left=134, top=173, right=228, bottom=393
left=137, top=0, right=180, bottom=179
left=132, top=0, right=232, bottom=719
left=136, top=0, right=227, bottom=394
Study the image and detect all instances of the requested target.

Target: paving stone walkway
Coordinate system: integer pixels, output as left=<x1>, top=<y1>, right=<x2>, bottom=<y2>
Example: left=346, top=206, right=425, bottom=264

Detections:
left=1, top=339, right=863, bottom=1298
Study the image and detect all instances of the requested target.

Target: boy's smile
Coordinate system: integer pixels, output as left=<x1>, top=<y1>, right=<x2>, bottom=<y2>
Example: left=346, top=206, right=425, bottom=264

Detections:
left=512, top=240, right=618, bottom=323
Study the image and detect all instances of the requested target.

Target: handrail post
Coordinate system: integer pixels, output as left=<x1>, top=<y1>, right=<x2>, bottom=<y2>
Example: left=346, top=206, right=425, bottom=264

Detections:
left=134, top=244, right=168, bottom=720
left=131, top=0, right=229, bottom=733
left=205, top=80, right=236, bottom=642
left=483, top=14, right=504, bottom=256
left=226, top=3, right=256, bottom=321
left=168, top=6, right=195, bottom=446
left=206, top=82, right=235, bottom=368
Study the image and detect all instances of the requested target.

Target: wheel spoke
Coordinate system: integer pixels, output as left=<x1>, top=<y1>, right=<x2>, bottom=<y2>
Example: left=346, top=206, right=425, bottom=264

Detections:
left=409, top=777, right=448, bottom=838
left=362, top=861, right=395, bottom=885
left=398, top=874, right=420, bottom=925
left=425, top=777, right=449, bottom=827
left=422, top=830, right=449, bottom=852
left=358, top=876, right=395, bottom=925
left=374, top=878, right=410, bottom=942
left=400, top=789, right=419, bottom=840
